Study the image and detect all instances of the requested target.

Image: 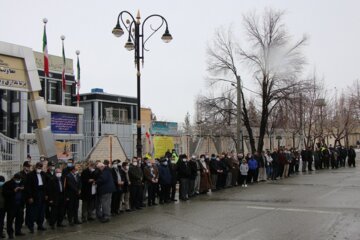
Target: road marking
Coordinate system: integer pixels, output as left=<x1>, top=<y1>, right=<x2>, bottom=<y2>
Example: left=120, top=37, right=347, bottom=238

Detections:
left=246, top=205, right=341, bottom=214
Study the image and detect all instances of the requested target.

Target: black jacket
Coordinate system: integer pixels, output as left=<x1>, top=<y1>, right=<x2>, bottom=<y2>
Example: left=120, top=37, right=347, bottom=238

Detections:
left=46, top=175, right=65, bottom=205
left=65, top=173, right=81, bottom=199
left=119, top=169, right=129, bottom=193
left=111, top=167, right=122, bottom=191
left=176, top=160, right=191, bottom=179
left=2, top=179, right=25, bottom=210
left=81, top=168, right=97, bottom=200
left=24, top=170, right=47, bottom=202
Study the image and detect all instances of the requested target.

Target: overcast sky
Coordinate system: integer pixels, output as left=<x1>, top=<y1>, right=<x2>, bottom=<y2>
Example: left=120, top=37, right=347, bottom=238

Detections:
left=1, top=0, right=359, bottom=123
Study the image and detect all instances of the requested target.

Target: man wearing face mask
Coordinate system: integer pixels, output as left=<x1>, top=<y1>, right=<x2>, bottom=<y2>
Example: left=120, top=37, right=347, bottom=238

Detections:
left=24, top=162, right=47, bottom=233
left=111, top=160, right=123, bottom=215
left=3, top=173, right=26, bottom=238
left=46, top=168, right=65, bottom=229
left=144, top=160, right=159, bottom=206
left=65, top=165, right=81, bottom=226
left=158, top=158, right=172, bottom=204
left=62, top=159, right=75, bottom=178
left=119, top=162, right=131, bottom=212
left=45, top=162, right=56, bottom=223
left=128, top=158, right=144, bottom=211
left=169, top=156, right=178, bottom=202
left=176, top=154, right=191, bottom=201
left=81, top=162, right=97, bottom=222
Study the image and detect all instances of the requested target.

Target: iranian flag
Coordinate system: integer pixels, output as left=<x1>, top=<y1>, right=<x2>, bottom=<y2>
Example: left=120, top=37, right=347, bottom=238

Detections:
left=42, top=24, right=49, bottom=77
left=61, top=40, right=66, bottom=91
left=76, top=53, right=80, bottom=103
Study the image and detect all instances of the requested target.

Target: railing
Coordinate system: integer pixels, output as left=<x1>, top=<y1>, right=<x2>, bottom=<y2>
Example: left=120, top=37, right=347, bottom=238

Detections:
left=0, top=132, right=20, bottom=180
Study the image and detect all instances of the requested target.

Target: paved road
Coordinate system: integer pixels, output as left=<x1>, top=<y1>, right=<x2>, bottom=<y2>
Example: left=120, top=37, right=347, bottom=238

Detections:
left=32, top=167, right=360, bottom=240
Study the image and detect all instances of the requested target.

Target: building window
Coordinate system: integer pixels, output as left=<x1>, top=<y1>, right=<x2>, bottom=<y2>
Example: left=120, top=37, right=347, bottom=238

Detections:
left=65, top=84, right=72, bottom=106
left=48, top=81, right=58, bottom=104
left=105, top=107, right=128, bottom=123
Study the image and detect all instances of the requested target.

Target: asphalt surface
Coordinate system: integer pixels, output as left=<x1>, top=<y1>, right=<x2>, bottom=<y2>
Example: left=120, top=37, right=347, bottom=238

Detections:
left=30, top=166, right=360, bottom=240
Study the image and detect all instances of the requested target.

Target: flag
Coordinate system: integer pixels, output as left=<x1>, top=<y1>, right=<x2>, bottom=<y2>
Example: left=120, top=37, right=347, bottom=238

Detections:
left=42, top=24, right=49, bottom=77
left=61, top=40, right=66, bottom=91
left=76, top=54, right=80, bottom=103
left=145, top=131, right=151, bottom=146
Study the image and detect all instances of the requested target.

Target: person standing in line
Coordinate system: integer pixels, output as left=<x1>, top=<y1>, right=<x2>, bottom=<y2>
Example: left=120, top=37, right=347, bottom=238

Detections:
left=81, top=161, right=97, bottom=222
left=119, top=162, right=131, bottom=212
left=158, top=158, right=172, bottom=204
left=96, top=162, right=115, bottom=223
left=128, top=158, right=144, bottom=210
left=144, top=160, right=159, bottom=206
left=247, top=155, right=258, bottom=184
left=65, top=165, right=82, bottom=226
left=3, top=173, right=26, bottom=238
left=199, top=155, right=212, bottom=194
left=111, top=160, right=123, bottom=215
left=46, top=168, right=66, bottom=229
left=348, top=146, right=356, bottom=167
left=24, top=162, right=47, bottom=233
left=188, top=155, right=198, bottom=198
left=176, top=154, right=191, bottom=201
left=240, top=159, right=249, bottom=187
left=265, top=151, right=273, bottom=180
left=169, top=156, right=178, bottom=202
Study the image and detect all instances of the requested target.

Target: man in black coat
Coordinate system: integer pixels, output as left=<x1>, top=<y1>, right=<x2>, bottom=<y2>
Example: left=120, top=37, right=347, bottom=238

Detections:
left=3, top=173, right=26, bottom=238
left=176, top=154, right=191, bottom=200
left=128, top=158, right=144, bottom=211
left=96, top=162, right=116, bottom=223
left=65, top=165, right=81, bottom=226
left=46, top=168, right=65, bottom=229
left=169, top=156, right=178, bottom=201
left=81, top=162, right=97, bottom=222
left=24, top=162, right=47, bottom=233
left=348, top=146, right=356, bottom=167
left=111, top=160, right=123, bottom=215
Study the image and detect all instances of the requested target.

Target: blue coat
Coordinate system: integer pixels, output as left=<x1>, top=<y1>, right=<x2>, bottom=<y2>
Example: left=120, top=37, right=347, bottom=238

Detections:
left=248, top=158, right=258, bottom=170
left=158, top=164, right=172, bottom=185
left=96, top=167, right=116, bottom=195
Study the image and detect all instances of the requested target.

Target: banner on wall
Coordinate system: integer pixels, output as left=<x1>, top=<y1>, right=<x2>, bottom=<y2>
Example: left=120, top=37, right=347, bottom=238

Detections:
left=153, top=136, right=174, bottom=159
left=55, top=141, right=73, bottom=162
left=51, top=112, right=78, bottom=134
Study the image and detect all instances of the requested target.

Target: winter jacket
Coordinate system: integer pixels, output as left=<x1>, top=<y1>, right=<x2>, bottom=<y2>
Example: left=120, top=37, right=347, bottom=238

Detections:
left=240, top=164, right=249, bottom=175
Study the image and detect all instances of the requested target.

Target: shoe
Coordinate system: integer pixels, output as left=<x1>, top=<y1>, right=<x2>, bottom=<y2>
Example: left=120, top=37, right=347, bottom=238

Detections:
left=50, top=225, right=55, bottom=230
left=8, top=235, right=13, bottom=239
left=171, top=199, right=178, bottom=202
left=136, top=207, right=142, bottom=210
left=100, top=218, right=110, bottom=223
left=38, top=226, right=47, bottom=231
left=68, top=222, right=74, bottom=227
left=245, top=184, right=248, bottom=187
left=152, top=203, right=158, bottom=206
left=57, top=223, right=66, bottom=228
left=15, top=232, right=25, bottom=236
left=126, top=209, right=133, bottom=212
left=88, top=217, right=95, bottom=221
left=242, top=184, right=245, bottom=187
left=28, top=228, right=34, bottom=234
left=74, top=221, right=82, bottom=225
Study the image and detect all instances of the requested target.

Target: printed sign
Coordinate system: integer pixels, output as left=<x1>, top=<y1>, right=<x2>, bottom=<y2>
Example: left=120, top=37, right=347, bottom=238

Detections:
left=153, top=136, right=174, bottom=158
left=151, top=121, right=178, bottom=135
left=51, top=112, right=78, bottom=134
left=0, top=54, right=29, bottom=91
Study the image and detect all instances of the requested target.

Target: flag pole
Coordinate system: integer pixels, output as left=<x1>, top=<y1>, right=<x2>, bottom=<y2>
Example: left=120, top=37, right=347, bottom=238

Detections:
left=61, top=35, right=66, bottom=106
left=42, top=18, right=48, bottom=102
left=76, top=50, right=80, bottom=107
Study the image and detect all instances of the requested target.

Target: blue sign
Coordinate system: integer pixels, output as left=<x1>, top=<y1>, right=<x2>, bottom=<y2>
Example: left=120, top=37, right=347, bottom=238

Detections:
left=51, top=113, right=78, bottom=134
left=151, top=121, right=178, bottom=135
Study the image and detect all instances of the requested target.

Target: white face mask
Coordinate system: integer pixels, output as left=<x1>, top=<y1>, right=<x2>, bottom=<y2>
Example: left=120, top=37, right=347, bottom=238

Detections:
left=75, top=171, right=79, bottom=175
left=125, top=166, right=129, bottom=170
left=56, top=173, right=62, bottom=178
left=112, top=164, right=118, bottom=168
left=133, top=162, right=138, bottom=166
left=36, top=169, right=42, bottom=174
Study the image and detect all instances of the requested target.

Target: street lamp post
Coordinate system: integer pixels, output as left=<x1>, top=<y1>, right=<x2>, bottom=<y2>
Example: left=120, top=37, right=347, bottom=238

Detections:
left=112, top=10, right=172, bottom=158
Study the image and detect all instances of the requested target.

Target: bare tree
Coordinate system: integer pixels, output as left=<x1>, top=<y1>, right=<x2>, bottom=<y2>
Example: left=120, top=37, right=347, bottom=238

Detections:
left=239, top=9, right=308, bottom=152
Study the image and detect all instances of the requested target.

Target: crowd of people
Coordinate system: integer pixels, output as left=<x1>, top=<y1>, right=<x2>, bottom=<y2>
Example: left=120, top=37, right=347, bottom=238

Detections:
left=0, top=146, right=356, bottom=239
